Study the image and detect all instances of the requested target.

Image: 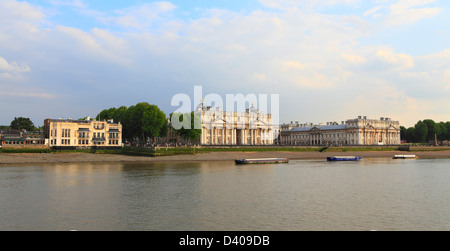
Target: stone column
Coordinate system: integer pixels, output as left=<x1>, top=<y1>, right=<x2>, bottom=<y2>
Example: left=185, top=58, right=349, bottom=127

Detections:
left=221, top=128, right=224, bottom=145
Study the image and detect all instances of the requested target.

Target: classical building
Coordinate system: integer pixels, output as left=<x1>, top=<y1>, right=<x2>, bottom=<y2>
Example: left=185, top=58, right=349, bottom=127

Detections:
left=44, top=118, right=122, bottom=149
left=167, top=101, right=277, bottom=146
left=280, top=116, right=401, bottom=146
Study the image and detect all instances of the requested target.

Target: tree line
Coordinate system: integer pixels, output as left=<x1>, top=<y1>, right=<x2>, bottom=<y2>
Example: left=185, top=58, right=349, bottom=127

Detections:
left=97, top=102, right=168, bottom=143
left=98, top=102, right=201, bottom=144
left=1, top=103, right=201, bottom=145
left=1, top=117, right=39, bottom=132
left=401, top=119, right=450, bottom=143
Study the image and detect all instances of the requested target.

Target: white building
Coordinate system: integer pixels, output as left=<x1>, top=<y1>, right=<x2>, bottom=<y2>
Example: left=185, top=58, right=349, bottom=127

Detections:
left=280, top=116, right=401, bottom=146
left=193, top=101, right=277, bottom=146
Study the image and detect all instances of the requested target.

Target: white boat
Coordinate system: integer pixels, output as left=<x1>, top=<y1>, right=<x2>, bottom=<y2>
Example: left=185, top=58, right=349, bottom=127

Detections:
left=393, top=155, right=418, bottom=159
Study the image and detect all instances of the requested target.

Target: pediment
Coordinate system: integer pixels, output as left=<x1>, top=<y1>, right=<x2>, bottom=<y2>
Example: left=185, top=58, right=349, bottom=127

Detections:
left=387, top=125, right=399, bottom=130
left=212, top=119, right=225, bottom=124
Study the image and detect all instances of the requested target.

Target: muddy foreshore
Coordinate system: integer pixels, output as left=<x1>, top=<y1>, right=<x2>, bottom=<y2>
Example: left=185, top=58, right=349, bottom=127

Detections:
left=1, top=150, right=450, bottom=165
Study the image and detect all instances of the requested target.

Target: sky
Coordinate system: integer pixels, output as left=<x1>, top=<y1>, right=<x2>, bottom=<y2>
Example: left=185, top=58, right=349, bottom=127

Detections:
left=1, top=0, right=450, bottom=127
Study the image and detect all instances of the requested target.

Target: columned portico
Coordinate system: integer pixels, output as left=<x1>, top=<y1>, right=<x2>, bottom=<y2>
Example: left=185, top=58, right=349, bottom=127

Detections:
left=280, top=116, right=401, bottom=146
left=195, top=102, right=275, bottom=146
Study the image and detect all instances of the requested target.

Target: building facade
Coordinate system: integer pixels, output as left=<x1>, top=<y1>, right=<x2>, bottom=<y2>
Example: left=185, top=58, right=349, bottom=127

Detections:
left=44, top=118, right=122, bottom=149
left=0, top=129, right=45, bottom=147
left=280, top=116, right=401, bottom=146
left=168, top=102, right=277, bottom=146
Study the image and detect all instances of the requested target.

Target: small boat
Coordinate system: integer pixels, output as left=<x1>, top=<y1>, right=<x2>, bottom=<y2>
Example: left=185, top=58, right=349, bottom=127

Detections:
left=393, top=155, right=418, bottom=159
left=327, top=156, right=362, bottom=161
left=235, top=158, right=289, bottom=165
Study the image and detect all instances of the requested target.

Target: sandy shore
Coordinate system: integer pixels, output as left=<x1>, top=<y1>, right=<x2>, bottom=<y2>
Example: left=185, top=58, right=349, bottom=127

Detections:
left=1, top=150, right=450, bottom=165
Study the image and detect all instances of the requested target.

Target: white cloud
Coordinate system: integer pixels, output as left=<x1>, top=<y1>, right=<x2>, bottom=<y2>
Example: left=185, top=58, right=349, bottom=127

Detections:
left=364, top=0, right=442, bottom=26
left=98, top=2, right=176, bottom=29
left=375, top=48, right=414, bottom=68
left=282, top=61, right=306, bottom=69
left=0, top=56, right=30, bottom=73
left=258, top=0, right=361, bottom=9
left=252, top=73, right=271, bottom=82
left=0, top=91, right=55, bottom=99
left=364, top=6, right=383, bottom=17
left=342, top=53, right=367, bottom=64
left=49, top=0, right=86, bottom=8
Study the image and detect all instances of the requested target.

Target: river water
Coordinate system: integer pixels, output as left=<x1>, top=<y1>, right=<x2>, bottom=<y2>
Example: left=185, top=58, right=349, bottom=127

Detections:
left=0, top=158, right=449, bottom=231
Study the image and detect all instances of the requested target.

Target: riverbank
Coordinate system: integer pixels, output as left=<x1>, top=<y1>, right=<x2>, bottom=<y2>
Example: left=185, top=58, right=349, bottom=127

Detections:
left=1, top=150, right=450, bottom=164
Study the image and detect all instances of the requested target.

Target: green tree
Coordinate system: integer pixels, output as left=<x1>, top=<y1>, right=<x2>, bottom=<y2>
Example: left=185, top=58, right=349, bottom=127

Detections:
left=400, top=126, right=407, bottom=141
left=435, top=122, right=446, bottom=141
left=414, top=121, right=428, bottom=143
left=97, top=102, right=168, bottom=144
left=142, top=104, right=168, bottom=140
left=406, top=127, right=415, bottom=143
left=172, top=112, right=202, bottom=142
left=444, top=122, right=450, bottom=140
left=10, top=117, right=35, bottom=131
left=422, top=119, right=436, bottom=142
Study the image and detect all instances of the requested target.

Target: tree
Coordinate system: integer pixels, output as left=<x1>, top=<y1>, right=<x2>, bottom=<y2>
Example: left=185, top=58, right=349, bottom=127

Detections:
left=400, top=126, right=407, bottom=141
left=172, top=112, right=202, bottom=142
left=422, top=119, right=436, bottom=142
left=10, top=117, right=35, bottom=131
left=142, top=105, right=168, bottom=140
left=97, top=102, right=168, bottom=144
left=414, top=121, right=428, bottom=143
left=435, top=122, right=446, bottom=141
left=444, top=122, right=450, bottom=140
left=406, top=127, right=415, bottom=143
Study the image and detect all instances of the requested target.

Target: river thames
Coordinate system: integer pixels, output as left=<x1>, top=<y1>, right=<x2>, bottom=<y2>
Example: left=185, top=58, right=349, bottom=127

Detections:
left=0, top=158, right=449, bottom=231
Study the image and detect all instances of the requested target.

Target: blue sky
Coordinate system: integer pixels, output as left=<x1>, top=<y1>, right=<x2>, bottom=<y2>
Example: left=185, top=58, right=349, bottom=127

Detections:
left=1, top=0, right=450, bottom=127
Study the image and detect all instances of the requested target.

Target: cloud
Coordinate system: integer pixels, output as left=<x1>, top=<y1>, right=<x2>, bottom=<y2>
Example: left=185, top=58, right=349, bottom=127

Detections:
left=98, top=2, right=176, bottom=30
left=342, top=53, right=367, bottom=64
left=0, top=0, right=46, bottom=32
left=363, top=0, right=441, bottom=26
left=0, top=91, right=56, bottom=99
left=375, top=48, right=414, bottom=68
left=0, top=56, right=30, bottom=73
left=258, top=0, right=361, bottom=9
left=0, top=0, right=449, bottom=127
left=364, top=6, right=383, bottom=18
left=282, top=61, right=306, bottom=69
left=49, top=0, right=86, bottom=8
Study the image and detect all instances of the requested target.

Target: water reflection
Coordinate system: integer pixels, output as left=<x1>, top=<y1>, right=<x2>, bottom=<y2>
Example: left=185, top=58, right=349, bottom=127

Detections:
left=0, top=159, right=449, bottom=230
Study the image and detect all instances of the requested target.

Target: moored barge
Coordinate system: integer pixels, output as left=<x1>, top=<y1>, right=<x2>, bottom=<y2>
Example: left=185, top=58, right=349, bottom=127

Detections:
left=327, top=156, right=362, bottom=161
left=235, top=158, right=289, bottom=165
left=393, top=155, right=418, bottom=159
